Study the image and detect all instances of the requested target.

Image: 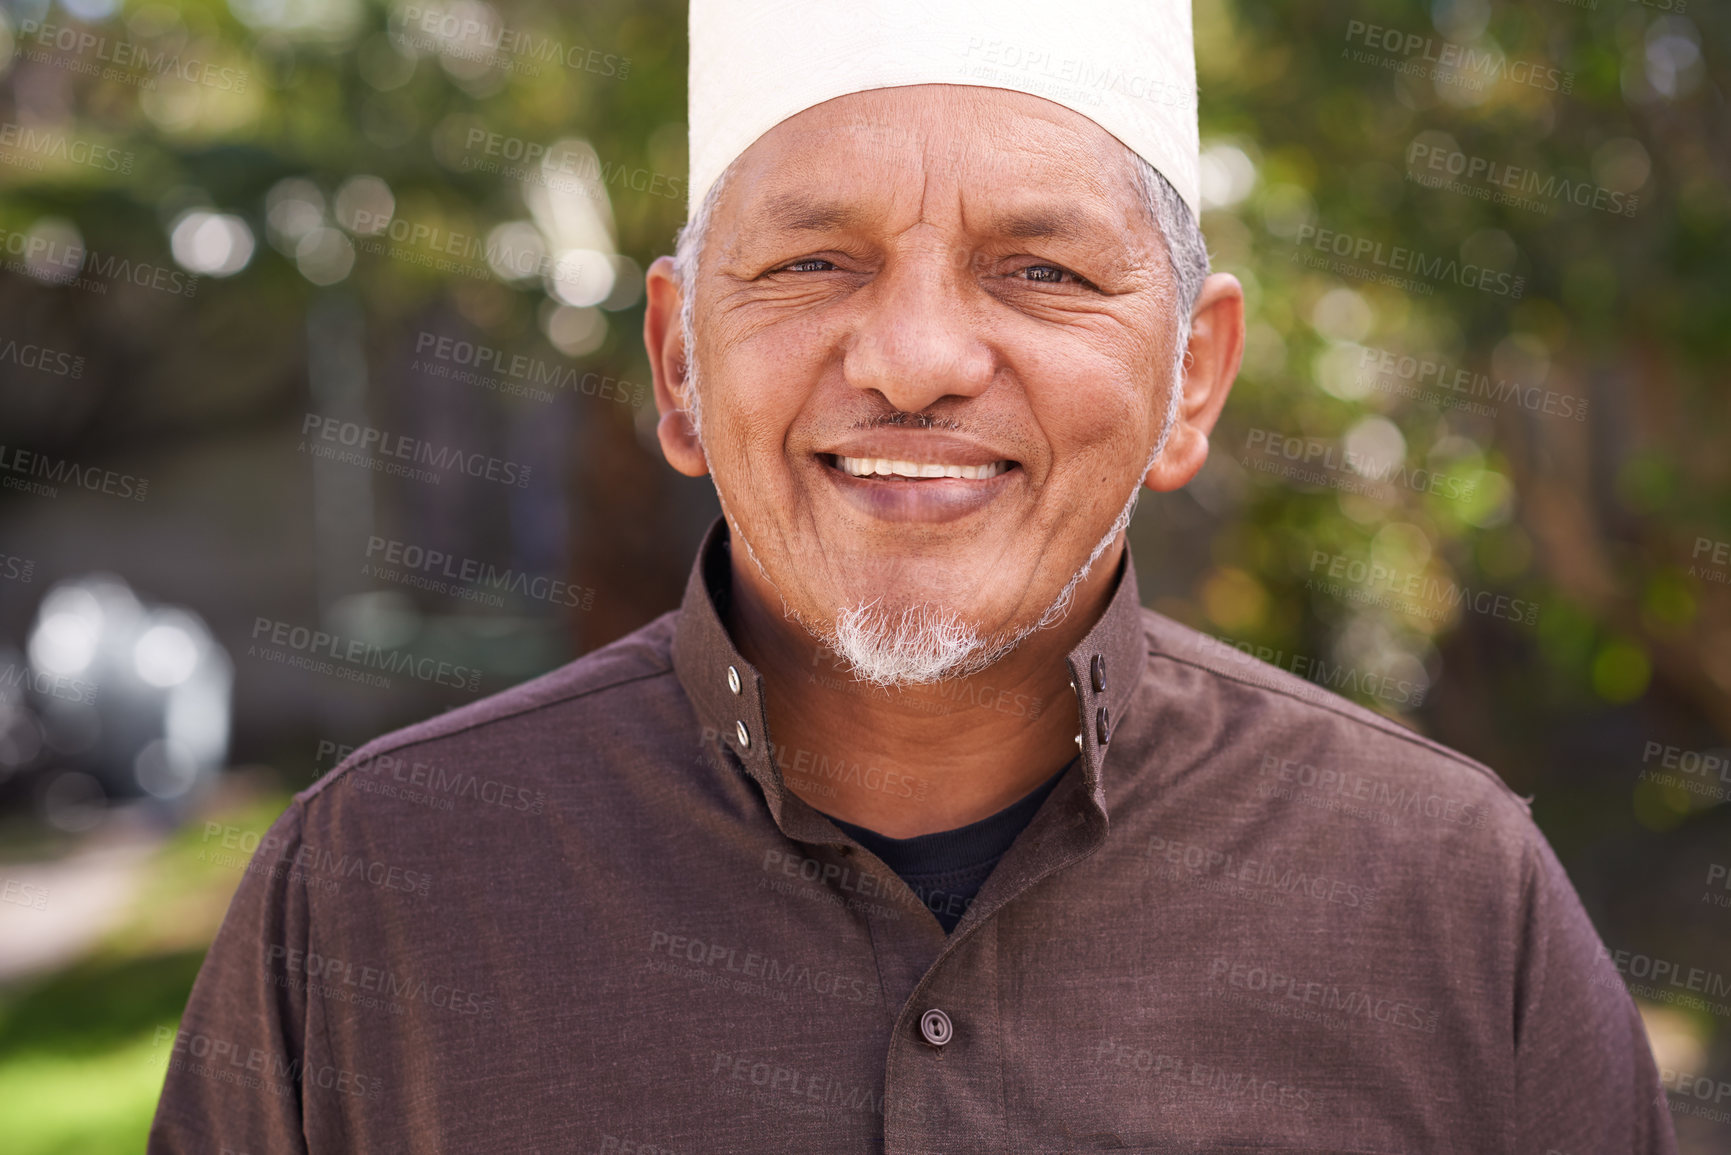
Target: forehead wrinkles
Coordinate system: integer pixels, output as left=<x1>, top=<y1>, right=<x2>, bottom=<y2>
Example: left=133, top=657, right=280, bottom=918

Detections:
left=742, top=141, right=1121, bottom=256
left=762, top=96, right=1118, bottom=220
left=705, top=98, right=1162, bottom=296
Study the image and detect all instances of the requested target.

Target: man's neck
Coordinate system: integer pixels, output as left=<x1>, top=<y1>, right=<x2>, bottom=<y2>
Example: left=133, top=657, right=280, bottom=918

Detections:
left=723, top=538, right=1125, bottom=838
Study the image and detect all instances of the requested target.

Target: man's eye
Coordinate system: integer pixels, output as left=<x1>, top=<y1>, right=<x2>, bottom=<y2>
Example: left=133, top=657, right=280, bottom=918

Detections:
left=778, top=258, right=837, bottom=273
left=1018, top=264, right=1089, bottom=287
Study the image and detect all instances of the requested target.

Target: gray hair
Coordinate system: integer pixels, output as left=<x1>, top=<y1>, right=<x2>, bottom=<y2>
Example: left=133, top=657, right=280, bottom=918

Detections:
left=1128, top=151, right=1210, bottom=360
left=671, top=145, right=1210, bottom=431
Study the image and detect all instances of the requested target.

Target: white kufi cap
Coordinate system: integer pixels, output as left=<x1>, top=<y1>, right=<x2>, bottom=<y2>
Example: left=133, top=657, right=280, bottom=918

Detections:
left=687, top=0, right=1199, bottom=218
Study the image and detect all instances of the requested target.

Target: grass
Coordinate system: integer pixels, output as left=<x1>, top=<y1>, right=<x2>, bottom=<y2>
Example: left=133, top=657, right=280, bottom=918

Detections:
left=0, top=1030, right=182, bottom=1155
left=0, top=787, right=293, bottom=1155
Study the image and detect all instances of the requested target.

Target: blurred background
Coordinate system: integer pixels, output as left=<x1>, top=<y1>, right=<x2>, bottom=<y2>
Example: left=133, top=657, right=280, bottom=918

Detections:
left=0, top=0, right=1725, bottom=1149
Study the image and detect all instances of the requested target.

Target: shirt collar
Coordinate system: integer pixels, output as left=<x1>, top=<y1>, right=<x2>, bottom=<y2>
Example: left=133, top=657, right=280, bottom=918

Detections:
left=671, top=516, right=1148, bottom=843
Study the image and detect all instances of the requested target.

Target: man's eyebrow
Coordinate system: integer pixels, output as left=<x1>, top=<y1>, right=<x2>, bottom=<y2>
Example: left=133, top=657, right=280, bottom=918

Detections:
left=755, top=194, right=866, bottom=233
left=988, top=205, right=1118, bottom=243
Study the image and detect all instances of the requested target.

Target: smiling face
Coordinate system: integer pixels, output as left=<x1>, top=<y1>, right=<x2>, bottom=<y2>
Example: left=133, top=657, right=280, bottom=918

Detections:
left=654, top=84, right=1201, bottom=684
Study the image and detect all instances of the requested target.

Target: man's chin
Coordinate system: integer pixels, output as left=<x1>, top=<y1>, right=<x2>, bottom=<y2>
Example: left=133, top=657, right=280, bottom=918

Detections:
left=789, top=597, right=1030, bottom=691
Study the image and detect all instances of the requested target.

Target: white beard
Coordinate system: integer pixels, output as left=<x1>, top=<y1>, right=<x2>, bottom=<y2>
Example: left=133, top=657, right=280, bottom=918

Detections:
left=687, top=342, right=1183, bottom=691
left=812, top=454, right=1148, bottom=689
left=827, top=600, right=999, bottom=688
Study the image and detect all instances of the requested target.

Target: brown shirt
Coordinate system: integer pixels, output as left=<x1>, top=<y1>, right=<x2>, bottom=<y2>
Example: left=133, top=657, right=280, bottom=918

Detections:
left=150, top=517, right=1676, bottom=1155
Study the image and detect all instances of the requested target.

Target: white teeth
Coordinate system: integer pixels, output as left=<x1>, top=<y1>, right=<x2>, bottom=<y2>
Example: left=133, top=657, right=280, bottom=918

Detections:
left=835, top=456, right=1009, bottom=480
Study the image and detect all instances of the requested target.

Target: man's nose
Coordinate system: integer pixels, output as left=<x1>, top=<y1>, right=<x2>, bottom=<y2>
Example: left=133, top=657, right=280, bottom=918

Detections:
left=841, top=250, right=994, bottom=413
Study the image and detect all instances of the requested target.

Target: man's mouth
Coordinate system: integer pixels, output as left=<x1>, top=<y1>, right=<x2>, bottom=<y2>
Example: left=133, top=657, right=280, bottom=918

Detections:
left=823, top=454, right=1014, bottom=481
left=814, top=436, right=1022, bottom=522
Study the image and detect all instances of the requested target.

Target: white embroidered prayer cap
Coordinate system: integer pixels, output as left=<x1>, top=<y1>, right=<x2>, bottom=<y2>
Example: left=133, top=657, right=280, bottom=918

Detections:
left=687, top=0, right=1199, bottom=218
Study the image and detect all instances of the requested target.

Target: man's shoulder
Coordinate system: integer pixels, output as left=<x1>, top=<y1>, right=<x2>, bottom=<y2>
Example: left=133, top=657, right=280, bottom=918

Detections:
left=1134, top=605, right=1535, bottom=841
left=297, top=609, right=683, bottom=805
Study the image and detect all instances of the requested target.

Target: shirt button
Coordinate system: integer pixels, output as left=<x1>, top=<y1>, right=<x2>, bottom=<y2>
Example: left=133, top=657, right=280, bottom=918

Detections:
left=735, top=720, right=751, bottom=749
left=1096, top=705, right=1111, bottom=746
left=918, top=1008, right=953, bottom=1047
left=1091, top=653, right=1107, bottom=693
left=727, top=665, right=742, bottom=694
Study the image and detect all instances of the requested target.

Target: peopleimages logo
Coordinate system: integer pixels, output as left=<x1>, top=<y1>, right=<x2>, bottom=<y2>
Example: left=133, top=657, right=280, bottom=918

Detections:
left=364, top=535, right=595, bottom=610
left=413, top=332, right=646, bottom=407
left=1406, top=140, right=1639, bottom=219
left=1291, top=223, right=1525, bottom=300
left=315, top=739, right=549, bottom=816
left=1690, top=537, right=1731, bottom=589
left=394, top=5, right=631, bottom=80
left=14, top=19, right=250, bottom=92
left=1595, top=944, right=1731, bottom=1019
left=646, top=930, right=877, bottom=1005
left=709, top=1050, right=933, bottom=1124
left=1306, top=549, right=1541, bottom=627
left=0, top=224, right=198, bottom=298
left=1242, top=428, right=1481, bottom=502
left=1196, top=632, right=1429, bottom=710
left=199, top=822, right=433, bottom=898
left=1, top=876, right=50, bottom=911
left=0, top=336, right=85, bottom=379
left=1093, top=1038, right=1314, bottom=1113
left=0, top=444, right=148, bottom=502
left=1342, top=19, right=1574, bottom=95
left=0, top=122, right=134, bottom=174
left=248, top=616, right=483, bottom=692
left=460, top=129, right=681, bottom=200
left=264, top=945, right=497, bottom=1017
left=0, top=661, right=98, bottom=705
left=1146, top=833, right=1379, bottom=911
left=1356, top=345, right=1588, bottom=423
left=956, top=36, right=1196, bottom=111
left=154, top=1026, right=382, bottom=1100
left=1705, top=863, right=1731, bottom=912
left=1257, top=753, right=1490, bottom=829
left=299, top=413, right=531, bottom=489
left=1205, top=956, right=1440, bottom=1035
left=1637, top=740, right=1731, bottom=806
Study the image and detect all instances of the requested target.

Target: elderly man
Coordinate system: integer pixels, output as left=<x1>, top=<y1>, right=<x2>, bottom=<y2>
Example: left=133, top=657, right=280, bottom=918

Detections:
left=153, top=1, right=1675, bottom=1153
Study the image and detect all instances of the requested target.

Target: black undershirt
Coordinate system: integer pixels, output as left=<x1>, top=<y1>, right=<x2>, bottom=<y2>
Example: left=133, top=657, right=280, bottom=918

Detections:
left=823, top=760, right=1074, bottom=933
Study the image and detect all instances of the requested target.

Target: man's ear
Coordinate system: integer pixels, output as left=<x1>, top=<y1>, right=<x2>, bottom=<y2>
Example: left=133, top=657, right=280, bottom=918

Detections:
left=1143, top=272, right=1245, bottom=492
left=643, top=255, right=709, bottom=478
